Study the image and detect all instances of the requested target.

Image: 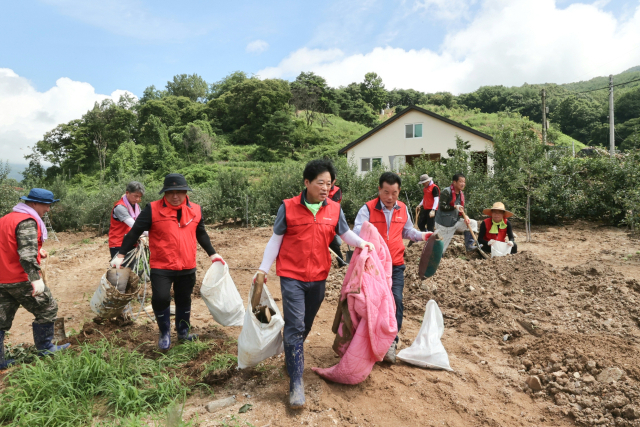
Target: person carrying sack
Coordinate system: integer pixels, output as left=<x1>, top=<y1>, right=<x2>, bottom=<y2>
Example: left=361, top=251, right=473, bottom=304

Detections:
left=478, top=202, right=517, bottom=255
left=0, top=189, right=70, bottom=369
left=416, top=174, right=439, bottom=233
left=108, top=181, right=147, bottom=264
left=434, top=173, right=478, bottom=253
left=112, top=174, right=224, bottom=351
left=327, top=177, right=347, bottom=267
left=256, top=159, right=375, bottom=409
left=353, top=172, right=432, bottom=364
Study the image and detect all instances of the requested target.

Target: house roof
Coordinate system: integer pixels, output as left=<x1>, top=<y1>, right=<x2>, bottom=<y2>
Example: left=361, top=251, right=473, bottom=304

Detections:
left=338, top=105, right=494, bottom=155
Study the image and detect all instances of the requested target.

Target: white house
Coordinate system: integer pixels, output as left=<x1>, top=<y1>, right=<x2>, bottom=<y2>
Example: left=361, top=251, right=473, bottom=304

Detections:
left=338, top=105, right=494, bottom=173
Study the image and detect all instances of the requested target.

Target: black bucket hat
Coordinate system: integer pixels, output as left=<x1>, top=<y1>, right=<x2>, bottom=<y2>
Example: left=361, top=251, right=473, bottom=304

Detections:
left=158, top=173, right=193, bottom=194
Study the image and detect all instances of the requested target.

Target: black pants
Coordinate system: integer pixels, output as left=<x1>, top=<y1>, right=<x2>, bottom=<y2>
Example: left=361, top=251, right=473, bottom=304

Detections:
left=417, top=209, right=436, bottom=232
left=391, top=264, right=406, bottom=343
left=149, top=272, right=196, bottom=312
left=480, top=242, right=518, bottom=254
left=328, top=236, right=344, bottom=261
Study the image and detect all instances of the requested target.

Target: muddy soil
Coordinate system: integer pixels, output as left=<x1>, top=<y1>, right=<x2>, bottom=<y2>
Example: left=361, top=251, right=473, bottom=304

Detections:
left=2, top=220, right=640, bottom=427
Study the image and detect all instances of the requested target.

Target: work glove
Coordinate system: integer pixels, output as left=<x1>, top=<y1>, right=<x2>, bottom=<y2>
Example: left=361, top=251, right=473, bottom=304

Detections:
left=111, top=255, right=125, bottom=269
left=31, top=279, right=45, bottom=297
left=253, top=271, right=268, bottom=285
left=488, top=239, right=496, bottom=246
left=39, top=248, right=48, bottom=258
left=506, top=241, right=514, bottom=247
left=422, top=232, right=433, bottom=241
left=210, top=254, right=225, bottom=264
left=429, top=210, right=435, bottom=218
left=359, top=241, right=375, bottom=251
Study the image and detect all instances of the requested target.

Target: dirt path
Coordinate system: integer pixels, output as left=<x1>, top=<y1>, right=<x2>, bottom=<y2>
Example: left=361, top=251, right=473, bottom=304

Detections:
left=3, top=221, right=640, bottom=427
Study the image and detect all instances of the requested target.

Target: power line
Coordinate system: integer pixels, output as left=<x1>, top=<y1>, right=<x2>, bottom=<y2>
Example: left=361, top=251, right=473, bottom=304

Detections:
left=572, top=76, right=640, bottom=94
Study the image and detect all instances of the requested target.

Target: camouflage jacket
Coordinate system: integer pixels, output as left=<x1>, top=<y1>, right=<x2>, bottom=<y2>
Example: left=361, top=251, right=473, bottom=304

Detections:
left=17, top=219, right=41, bottom=282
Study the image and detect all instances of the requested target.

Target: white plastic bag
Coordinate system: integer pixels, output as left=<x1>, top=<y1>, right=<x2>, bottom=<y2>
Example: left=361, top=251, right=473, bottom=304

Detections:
left=200, top=261, right=245, bottom=327
left=397, top=300, right=453, bottom=371
left=237, top=282, right=284, bottom=369
left=491, top=241, right=511, bottom=258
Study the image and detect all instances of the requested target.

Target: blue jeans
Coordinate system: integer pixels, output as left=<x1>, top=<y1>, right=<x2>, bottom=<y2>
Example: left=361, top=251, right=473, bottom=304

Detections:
left=280, top=277, right=326, bottom=346
left=391, top=264, right=406, bottom=342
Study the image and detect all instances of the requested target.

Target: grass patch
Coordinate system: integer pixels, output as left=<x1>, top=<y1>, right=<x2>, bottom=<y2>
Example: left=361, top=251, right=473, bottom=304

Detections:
left=0, top=339, right=190, bottom=426
left=201, top=353, right=237, bottom=380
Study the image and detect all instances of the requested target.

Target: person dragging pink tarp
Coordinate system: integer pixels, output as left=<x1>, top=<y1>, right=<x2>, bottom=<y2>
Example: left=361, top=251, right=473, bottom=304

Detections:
left=312, top=221, right=397, bottom=385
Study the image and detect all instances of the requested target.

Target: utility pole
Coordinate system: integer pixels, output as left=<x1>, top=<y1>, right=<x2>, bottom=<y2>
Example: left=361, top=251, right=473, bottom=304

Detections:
left=541, top=89, right=547, bottom=144
left=609, top=74, right=615, bottom=156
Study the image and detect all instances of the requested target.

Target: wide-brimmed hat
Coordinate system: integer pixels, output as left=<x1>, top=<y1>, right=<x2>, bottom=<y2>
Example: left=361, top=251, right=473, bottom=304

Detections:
left=158, top=173, right=193, bottom=194
left=418, top=174, right=432, bottom=185
left=483, top=202, right=513, bottom=218
left=20, top=188, right=59, bottom=204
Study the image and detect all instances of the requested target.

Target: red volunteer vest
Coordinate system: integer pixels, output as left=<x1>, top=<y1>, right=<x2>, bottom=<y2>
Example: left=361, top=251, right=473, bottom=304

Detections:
left=148, top=199, right=202, bottom=271
left=422, top=183, right=439, bottom=210
left=108, top=199, right=132, bottom=248
left=0, top=212, right=42, bottom=284
left=276, top=193, right=341, bottom=282
left=328, top=185, right=342, bottom=203
left=366, top=198, right=407, bottom=266
left=483, top=218, right=508, bottom=242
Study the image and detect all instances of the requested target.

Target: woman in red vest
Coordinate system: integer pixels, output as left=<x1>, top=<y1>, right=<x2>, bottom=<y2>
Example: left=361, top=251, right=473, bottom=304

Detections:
left=256, top=159, right=374, bottom=409
left=0, top=188, right=70, bottom=370
left=353, top=172, right=432, bottom=363
left=416, top=173, right=439, bottom=232
left=108, top=181, right=146, bottom=262
left=112, top=174, right=223, bottom=350
left=477, top=202, right=517, bottom=254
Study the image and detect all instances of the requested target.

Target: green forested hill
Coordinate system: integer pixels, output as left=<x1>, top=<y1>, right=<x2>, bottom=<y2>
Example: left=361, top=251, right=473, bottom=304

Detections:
left=14, top=67, right=640, bottom=188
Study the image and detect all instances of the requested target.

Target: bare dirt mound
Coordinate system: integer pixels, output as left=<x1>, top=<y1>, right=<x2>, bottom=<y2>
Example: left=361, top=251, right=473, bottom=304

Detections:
left=324, top=239, right=640, bottom=427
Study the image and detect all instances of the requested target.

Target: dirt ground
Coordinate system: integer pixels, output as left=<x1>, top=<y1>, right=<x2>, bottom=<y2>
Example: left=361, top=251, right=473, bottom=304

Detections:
left=3, top=220, right=640, bottom=427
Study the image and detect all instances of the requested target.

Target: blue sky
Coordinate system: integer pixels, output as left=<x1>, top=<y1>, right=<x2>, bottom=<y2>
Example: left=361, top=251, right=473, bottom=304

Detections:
left=1, top=0, right=640, bottom=164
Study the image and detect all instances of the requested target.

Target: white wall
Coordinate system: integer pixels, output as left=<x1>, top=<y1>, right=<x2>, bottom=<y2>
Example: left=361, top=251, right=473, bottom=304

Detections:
left=346, top=110, right=494, bottom=172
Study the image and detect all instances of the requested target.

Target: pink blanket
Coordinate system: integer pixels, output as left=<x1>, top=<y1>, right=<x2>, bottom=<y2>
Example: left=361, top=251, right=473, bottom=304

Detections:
left=312, top=221, right=397, bottom=384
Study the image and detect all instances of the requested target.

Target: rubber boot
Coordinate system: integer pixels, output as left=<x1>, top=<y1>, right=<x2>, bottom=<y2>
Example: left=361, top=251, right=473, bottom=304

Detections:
left=464, top=230, right=477, bottom=252
left=383, top=341, right=397, bottom=364
left=155, top=308, right=171, bottom=350
left=0, top=331, right=16, bottom=370
left=32, top=322, right=71, bottom=356
left=175, top=306, right=198, bottom=342
left=284, top=343, right=305, bottom=408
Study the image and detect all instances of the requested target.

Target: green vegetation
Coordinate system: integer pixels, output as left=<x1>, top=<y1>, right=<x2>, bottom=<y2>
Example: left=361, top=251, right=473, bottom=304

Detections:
left=0, top=340, right=190, bottom=426
left=2, top=68, right=640, bottom=233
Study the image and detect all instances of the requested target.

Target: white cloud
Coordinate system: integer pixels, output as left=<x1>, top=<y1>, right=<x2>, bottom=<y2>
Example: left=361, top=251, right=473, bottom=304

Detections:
left=41, top=0, right=208, bottom=41
left=246, top=39, right=269, bottom=54
left=0, top=68, right=136, bottom=164
left=258, top=0, right=640, bottom=93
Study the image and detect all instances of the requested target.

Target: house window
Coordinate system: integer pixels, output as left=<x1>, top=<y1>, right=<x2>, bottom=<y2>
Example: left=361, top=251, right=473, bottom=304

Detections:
left=405, top=123, right=423, bottom=139
left=361, top=157, right=382, bottom=172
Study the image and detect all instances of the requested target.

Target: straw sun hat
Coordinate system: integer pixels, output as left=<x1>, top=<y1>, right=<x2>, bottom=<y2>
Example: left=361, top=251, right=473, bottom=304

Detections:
left=482, top=202, right=513, bottom=219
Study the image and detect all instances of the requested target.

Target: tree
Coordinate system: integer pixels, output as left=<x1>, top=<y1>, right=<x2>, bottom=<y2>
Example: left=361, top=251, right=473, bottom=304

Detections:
left=261, top=110, right=296, bottom=156
left=360, top=72, right=386, bottom=111
left=208, top=71, right=248, bottom=100
left=492, top=124, right=552, bottom=241
left=139, top=85, right=165, bottom=104
left=166, top=74, right=209, bottom=102
left=290, top=72, right=332, bottom=126
left=550, top=96, right=601, bottom=144
left=615, top=86, right=640, bottom=124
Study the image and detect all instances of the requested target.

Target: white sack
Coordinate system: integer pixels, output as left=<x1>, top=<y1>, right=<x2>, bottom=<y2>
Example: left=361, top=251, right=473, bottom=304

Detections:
left=491, top=241, right=511, bottom=258
left=397, top=299, right=453, bottom=371
left=237, top=282, right=284, bottom=369
left=200, top=262, right=245, bottom=327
